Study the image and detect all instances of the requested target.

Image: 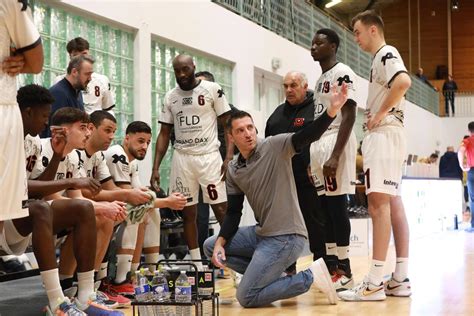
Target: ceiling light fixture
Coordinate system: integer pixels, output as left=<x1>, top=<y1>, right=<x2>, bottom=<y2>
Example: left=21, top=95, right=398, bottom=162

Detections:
left=325, top=0, right=342, bottom=9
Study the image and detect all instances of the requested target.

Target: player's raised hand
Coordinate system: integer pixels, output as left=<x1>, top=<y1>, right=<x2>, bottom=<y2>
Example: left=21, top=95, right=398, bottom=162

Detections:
left=50, top=126, right=68, bottom=157
left=166, top=192, right=187, bottom=210
left=150, top=169, right=161, bottom=192
left=327, top=83, right=348, bottom=117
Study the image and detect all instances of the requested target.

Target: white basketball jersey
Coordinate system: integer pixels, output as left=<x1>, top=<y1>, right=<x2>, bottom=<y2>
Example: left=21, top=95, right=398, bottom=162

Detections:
left=160, top=80, right=231, bottom=155
left=75, top=149, right=112, bottom=183
left=0, top=0, right=40, bottom=105
left=24, top=134, right=41, bottom=179
left=367, top=45, right=407, bottom=129
left=54, top=72, right=115, bottom=114
left=104, top=144, right=141, bottom=188
left=314, top=62, right=357, bottom=132
left=30, top=138, right=81, bottom=195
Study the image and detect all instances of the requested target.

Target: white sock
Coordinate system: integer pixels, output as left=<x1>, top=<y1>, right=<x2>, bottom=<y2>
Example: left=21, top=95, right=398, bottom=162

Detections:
left=337, top=246, right=350, bottom=260
left=325, top=243, right=337, bottom=256
left=189, top=248, right=203, bottom=270
left=115, top=254, right=133, bottom=283
left=368, top=259, right=385, bottom=286
left=393, top=257, right=409, bottom=281
left=41, top=268, right=65, bottom=311
left=96, top=262, right=108, bottom=281
left=145, top=253, right=160, bottom=273
left=77, top=270, right=94, bottom=305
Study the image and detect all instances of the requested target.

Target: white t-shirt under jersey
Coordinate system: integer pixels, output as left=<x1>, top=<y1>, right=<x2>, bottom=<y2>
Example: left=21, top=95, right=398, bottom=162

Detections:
left=30, top=138, right=81, bottom=196
left=314, top=62, right=357, bottom=132
left=0, top=0, right=40, bottom=105
left=366, top=45, right=408, bottom=130
left=75, top=149, right=112, bottom=183
left=54, top=72, right=115, bottom=114
left=104, top=144, right=141, bottom=188
left=160, top=80, right=231, bottom=155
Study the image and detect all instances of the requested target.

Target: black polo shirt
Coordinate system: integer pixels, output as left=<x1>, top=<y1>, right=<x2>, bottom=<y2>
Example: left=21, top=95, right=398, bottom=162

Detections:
left=265, top=90, right=315, bottom=185
left=42, top=78, right=84, bottom=137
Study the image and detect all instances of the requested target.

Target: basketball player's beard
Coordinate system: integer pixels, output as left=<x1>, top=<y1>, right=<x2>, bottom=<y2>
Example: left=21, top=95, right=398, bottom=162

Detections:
left=129, top=147, right=146, bottom=161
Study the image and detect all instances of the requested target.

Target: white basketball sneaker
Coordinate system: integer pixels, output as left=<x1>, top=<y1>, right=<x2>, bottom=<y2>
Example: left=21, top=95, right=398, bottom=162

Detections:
left=309, top=258, right=337, bottom=305
left=338, top=276, right=386, bottom=301
left=332, top=273, right=354, bottom=292
left=384, top=274, right=412, bottom=297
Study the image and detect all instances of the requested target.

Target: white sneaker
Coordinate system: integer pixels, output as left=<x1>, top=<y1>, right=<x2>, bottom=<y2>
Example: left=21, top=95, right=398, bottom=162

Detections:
left=230, top=270, right=242, bottom=289
left=338, top=277, right=386, bottom=301
left=44, top=297, right=86, bottom=316
left=384, top=275, right=412, bottom=297
left=309, top=258, right=337, bottom=305
left=332, top=273, right=354, bottom=292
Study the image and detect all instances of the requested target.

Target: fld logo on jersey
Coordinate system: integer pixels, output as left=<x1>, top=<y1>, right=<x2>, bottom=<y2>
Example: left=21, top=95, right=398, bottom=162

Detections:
left=176, top=110, right=200, bottom=126
left=178, top=115, right=200, bottom=126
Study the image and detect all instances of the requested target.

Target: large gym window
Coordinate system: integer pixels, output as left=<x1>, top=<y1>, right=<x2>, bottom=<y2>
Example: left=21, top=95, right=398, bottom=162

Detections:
left=18, top=0, right=135, bottom=141
left=150, top=40, right=233, bottom=191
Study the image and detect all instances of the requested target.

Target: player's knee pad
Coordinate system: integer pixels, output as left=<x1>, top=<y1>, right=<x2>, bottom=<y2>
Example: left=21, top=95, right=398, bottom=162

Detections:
left=143, top=209, right=161, bottom=248
left=117, top=222, right=139, bottom=250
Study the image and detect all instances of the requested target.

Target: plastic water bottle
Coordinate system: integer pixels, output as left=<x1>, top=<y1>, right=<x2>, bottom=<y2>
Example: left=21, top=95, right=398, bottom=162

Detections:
left=133, top=269, right=150, bottom=316
left=151, top=269, right=171, bottom=315
left=175, top=271, right=192, bottom=316
left=198, top=266, right=214, bottom=316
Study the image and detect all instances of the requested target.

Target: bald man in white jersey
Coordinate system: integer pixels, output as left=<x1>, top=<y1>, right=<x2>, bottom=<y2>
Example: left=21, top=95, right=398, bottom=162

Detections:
left=151, top=54, right=233, bottom=270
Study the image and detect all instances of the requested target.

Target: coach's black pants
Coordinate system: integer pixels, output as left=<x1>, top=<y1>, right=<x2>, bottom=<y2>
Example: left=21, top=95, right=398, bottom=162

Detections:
left=296, top=181, right=326, bottom=261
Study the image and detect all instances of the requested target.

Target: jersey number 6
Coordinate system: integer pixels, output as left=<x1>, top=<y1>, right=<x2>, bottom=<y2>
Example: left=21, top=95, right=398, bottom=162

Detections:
left=198, top=95, right=205, bottom=106
left=207, top=184, right=218, bottom=200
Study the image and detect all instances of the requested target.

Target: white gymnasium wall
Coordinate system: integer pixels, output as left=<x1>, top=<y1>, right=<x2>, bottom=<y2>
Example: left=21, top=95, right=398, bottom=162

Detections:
left=439, top=118, right=473, bottom=151
left=404, top=101, right=443, bottom=157
left=57, top=0, right=458, bottom=196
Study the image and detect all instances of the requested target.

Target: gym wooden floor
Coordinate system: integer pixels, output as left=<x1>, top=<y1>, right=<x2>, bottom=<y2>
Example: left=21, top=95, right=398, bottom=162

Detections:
left=125, top=230, right=474, bottom=316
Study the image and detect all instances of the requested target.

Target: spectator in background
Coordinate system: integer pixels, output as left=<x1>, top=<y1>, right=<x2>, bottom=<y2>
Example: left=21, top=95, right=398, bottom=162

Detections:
left=439, top=146, right=463, bottom=179
left=415, top=67, right=437, bottom=91
left=419, top=153, right=438, bottom=164
left=442, top=74, right=458, bottom=117
left=458, top=123, right=474, bottom=232
left=463, top=135, right=469, bottom=207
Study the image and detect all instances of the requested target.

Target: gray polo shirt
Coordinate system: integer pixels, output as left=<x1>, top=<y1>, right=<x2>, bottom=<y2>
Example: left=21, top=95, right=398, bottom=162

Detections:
left=226, top=133, right=308, bottom=238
